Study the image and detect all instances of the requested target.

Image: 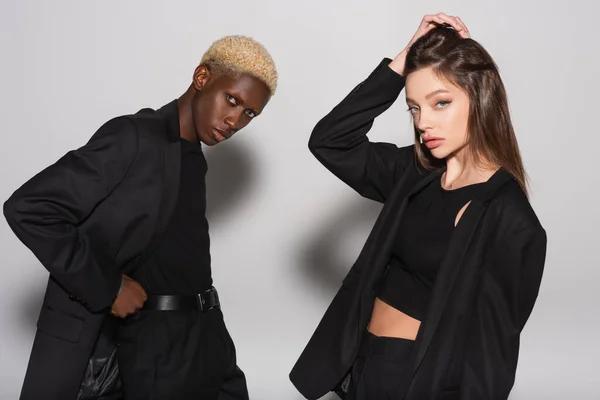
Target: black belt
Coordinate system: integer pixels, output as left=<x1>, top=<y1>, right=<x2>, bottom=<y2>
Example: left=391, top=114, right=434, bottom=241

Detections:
left=142, top=287, right=220, bottom=312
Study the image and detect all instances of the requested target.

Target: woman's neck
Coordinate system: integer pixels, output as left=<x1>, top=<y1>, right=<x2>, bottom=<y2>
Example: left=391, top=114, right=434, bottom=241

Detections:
left=443, top=148, right=498, bottom=190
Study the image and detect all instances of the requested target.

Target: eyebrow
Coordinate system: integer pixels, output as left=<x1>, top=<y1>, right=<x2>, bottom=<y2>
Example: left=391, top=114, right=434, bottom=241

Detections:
left=406, top=89, right=451, bottom=103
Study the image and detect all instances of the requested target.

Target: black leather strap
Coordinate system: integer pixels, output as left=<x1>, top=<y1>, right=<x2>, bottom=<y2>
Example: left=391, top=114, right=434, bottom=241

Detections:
left=142, top=287, right=220, bottom=312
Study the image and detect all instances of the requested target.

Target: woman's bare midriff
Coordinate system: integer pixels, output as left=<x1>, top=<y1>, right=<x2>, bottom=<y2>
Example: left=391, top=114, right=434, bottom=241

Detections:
left=367, top=298, right=421, bottom=340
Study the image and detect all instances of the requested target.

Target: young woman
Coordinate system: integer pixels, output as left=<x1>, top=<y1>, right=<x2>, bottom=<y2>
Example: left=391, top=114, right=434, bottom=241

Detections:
left=290, top=13, right=547, bottom=400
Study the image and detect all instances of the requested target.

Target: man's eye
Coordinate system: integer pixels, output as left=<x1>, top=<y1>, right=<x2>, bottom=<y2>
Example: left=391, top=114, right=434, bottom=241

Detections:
left=245, top=110, right=256, bottom=118
left=226, top=95, right=237, bottom=105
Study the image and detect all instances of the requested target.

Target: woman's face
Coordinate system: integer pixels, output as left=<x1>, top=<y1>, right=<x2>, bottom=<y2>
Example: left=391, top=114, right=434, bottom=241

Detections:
left=405, top=67, right=471, bottom=160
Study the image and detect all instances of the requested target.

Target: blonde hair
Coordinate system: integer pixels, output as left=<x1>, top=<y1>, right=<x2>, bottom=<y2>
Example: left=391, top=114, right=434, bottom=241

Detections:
left=200, top=35, right=278, bottom=96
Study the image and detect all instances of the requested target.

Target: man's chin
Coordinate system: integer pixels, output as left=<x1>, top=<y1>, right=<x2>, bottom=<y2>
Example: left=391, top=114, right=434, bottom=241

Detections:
left=199, top=139, right=217, bottom=147
left=197, top=132, right=219, bottom=146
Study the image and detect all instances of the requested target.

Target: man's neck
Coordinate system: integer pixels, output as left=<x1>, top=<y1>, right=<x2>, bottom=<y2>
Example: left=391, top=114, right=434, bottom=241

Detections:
left=177, top=86, right=196, bottom=142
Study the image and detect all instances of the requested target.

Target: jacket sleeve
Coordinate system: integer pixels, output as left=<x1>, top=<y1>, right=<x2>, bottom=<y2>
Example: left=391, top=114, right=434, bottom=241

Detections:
left=308, top=58, right=417, bottom=203
left=460, top=225, right=547, bottom=399
left=3, top=117, right=139, bottom=312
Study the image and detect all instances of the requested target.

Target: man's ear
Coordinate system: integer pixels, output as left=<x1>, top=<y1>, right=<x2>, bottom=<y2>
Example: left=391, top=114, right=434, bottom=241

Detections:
left=192, top=65, right=211, bottom=91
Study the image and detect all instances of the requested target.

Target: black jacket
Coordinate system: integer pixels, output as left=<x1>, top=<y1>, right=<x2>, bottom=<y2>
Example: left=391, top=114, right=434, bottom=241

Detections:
left=4, top=101, right=183, bottom=400
left=289, top=59, right=547, bottom=400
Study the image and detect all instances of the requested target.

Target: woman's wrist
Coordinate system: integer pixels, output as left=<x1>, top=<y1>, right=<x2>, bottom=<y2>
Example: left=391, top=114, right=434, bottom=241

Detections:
left=388, top=49, right=408, bottom=77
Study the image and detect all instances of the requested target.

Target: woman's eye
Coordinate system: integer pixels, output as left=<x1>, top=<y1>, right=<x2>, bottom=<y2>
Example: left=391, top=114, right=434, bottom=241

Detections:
left=436, top=101, right=451, bottom=108
left=407, top=106, right=419, bottom=115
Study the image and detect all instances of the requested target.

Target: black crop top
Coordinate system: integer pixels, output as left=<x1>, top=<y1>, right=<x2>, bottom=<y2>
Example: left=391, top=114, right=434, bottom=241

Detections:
left=377, top=177, right=485, bottom=320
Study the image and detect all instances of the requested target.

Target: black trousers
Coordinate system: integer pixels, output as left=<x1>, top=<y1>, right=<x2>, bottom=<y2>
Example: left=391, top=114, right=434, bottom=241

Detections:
left=117, top=308, right=248, bottom=400
left=346, top=331, right=414, bottom=400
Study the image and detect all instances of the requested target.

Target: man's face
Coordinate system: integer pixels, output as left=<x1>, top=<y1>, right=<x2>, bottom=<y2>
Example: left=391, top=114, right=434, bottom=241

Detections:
left=191, top=67, right=271, bottom=146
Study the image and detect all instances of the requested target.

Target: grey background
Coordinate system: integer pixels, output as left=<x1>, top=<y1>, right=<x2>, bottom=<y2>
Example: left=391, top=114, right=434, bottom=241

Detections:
left=1, top=1, right=598, bottom=399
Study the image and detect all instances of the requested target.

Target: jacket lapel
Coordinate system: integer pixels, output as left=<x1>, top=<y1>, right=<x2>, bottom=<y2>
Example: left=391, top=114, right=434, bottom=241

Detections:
left=130, top=101, right=183, bottom=271
left=406, top=168, right=517, bottom=377
left=411, top=200, right=486, bottom=369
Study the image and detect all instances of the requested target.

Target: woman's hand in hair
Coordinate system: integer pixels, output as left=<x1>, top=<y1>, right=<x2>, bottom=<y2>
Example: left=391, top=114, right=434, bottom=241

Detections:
left=389, top=13, right=470, bottom=76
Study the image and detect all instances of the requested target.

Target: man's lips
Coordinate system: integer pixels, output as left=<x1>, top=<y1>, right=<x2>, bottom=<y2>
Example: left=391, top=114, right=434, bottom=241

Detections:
left=212, top=128, right=229, bottom=142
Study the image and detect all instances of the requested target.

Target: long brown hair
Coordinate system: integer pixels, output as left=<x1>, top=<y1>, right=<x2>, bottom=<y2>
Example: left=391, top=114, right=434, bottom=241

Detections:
left=404, top=27, right=528, bottom=195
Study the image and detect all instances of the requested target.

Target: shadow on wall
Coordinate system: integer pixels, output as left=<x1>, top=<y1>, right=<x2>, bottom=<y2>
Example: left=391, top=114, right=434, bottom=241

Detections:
left=204, top=136, right=257, bottom=223
left=297, top=196, right=382, bottom=294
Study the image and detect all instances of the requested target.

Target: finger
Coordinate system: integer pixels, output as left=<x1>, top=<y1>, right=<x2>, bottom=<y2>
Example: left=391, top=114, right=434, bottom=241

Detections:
left=456, top=26, right=469, bottom=39
left=422, top=14, right=437, bottom=24
left=423, top=13, right=445, bottom=27
left=432, top=15, right=447, bottom=27
left=436, top=13, right=462, bottom=31
left=139, top=291, right=148, bottom=302
left=134, top=284, right=147, bottom=297
left=456, top=16, right=469, bottom=31
left=417, top=23, right=437, bottom=38
left=450, top=16, right=464, bottom=33
left=417, top=16, right=436, bottom=36
left=451, top=17, right=468, bottom=38
left=447, top=16, right=463, bottom=31
left=133, top=285, right=145, bottom=297
left=436, top=12, right=456, bottom=24
left=408, top=24, right=435, bottom=48
left=456, top=17, right=470, bottom=37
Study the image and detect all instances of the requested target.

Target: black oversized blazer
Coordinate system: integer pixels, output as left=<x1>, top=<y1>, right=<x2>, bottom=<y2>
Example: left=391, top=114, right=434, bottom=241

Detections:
left=4, top=101, right=184, bottom=400
left=289, top=59, right=547, bottom=400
